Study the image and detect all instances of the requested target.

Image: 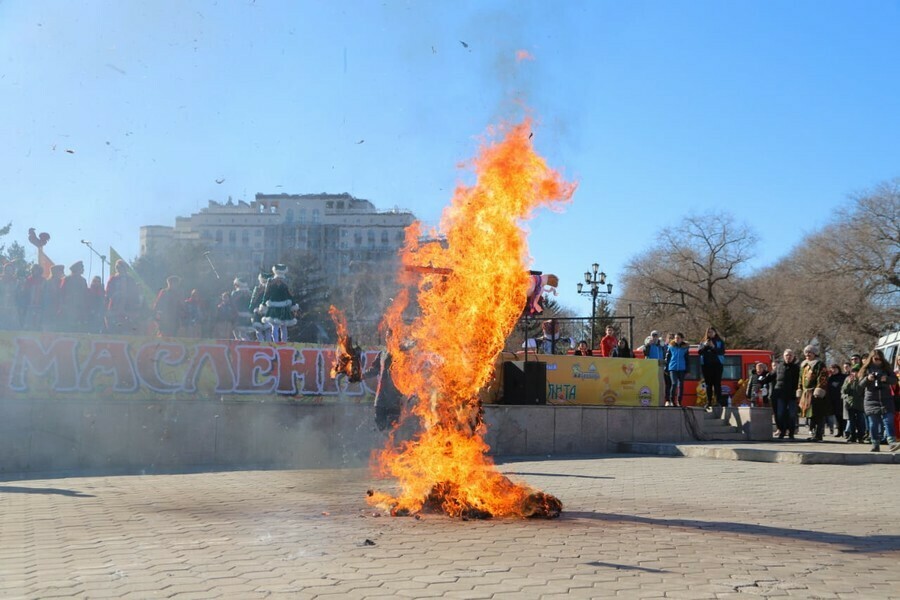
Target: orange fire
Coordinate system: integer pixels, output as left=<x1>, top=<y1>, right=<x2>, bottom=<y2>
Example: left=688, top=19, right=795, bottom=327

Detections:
left=366, top=118, right=575, bottom=519
left=329, top=305, right=361, bottom=382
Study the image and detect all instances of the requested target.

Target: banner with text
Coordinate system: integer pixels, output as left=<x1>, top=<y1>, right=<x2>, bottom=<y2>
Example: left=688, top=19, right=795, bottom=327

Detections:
left=543, top=355, right=662, bottom=406
left=0, top=332, right=379, bottom=403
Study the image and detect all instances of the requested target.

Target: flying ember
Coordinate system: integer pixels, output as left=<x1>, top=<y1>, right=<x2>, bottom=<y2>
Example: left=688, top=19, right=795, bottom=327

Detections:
left=366, top=118, right=576, bottom=519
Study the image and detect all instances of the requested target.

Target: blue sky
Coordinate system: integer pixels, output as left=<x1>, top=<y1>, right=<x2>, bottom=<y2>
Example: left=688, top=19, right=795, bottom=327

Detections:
left=1, top=0, right=898, bottom=316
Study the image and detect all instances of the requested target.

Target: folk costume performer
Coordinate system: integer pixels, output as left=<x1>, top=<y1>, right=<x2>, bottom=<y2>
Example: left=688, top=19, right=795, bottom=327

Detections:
left=259, top=264, right=298, bottom=343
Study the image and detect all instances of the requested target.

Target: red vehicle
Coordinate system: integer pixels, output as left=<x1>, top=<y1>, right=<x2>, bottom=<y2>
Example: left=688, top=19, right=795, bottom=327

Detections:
left=634, top=346, right=774, bottom=407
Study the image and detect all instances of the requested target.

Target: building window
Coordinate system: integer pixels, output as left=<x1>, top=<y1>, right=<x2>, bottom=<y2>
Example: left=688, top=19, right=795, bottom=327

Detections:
left=354, top=233, right=362, bottom=245
left=312, top=209, right=320, bottom=223
left=326, top=201, right=334, bottom=209
left=286, top=209, right=294, bottom=223
left=242, top=230, right=249, bottom=245
left=367, top=230, right=375, bottom=245
left=216, top=230, right=223, bottom=243
left=337, top=201, right=344, bottom=209
left=228, top=230, right=236, bottom=244
left=381, top=231, right=389, bottom=245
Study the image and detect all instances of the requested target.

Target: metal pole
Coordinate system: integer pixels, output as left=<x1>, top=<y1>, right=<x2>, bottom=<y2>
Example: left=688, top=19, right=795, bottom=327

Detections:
left=590, top=289, right=597, bottom=349
left=628, top=303, right=634, bottom=351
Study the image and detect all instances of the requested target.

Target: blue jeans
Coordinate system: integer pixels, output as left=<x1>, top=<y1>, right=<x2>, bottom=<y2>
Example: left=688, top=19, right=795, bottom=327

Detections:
left=669, top=370, right=685, bottom=406
left=884, top=412, right=897, bottom=443
left=867, top=414, right=895, bottom=448
left=774, top=393, right=797, bottom=434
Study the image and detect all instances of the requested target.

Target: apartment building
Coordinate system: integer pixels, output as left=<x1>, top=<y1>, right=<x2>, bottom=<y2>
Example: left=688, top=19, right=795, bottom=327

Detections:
left=140, top=192, right=416, bottom=283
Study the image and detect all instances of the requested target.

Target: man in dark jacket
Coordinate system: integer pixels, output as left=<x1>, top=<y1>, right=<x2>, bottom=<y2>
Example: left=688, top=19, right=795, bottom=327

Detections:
left=772, top=349, right=801, bottom=439
left=826, top=364, right=847, bottom=438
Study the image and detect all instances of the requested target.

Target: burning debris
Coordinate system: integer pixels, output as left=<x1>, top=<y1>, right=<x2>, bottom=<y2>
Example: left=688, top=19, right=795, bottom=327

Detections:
left=328, top=305, right=362, bottom=382
left=362, top=118, right=574, bottom=520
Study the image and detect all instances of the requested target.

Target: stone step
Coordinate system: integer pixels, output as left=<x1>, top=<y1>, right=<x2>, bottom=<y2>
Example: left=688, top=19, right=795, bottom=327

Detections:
left=703, top=423, right=744, bottom=435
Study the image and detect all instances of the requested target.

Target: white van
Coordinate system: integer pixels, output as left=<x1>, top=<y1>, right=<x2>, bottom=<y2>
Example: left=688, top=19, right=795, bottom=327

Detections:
left=875, top=330, right=900, bottom=367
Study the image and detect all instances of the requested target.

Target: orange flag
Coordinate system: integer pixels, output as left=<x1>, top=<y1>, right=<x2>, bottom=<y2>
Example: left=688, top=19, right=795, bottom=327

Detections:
left=38, top=248, right=55, bottom=277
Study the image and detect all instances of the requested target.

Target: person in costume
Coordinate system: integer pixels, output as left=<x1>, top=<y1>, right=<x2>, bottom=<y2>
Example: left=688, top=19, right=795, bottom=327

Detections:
left=230, top=277, right=254, bottom=340
left=250, top=271, right=273, bottom=342
left=259, top=264, right=298, bottom=343
left=105, top=259, right=140, bottom=334
left=59, top=261, right=88, bottom=332
left=153, top=275, right=183, bottom=337
left=45, top=264, right=66, bottom=332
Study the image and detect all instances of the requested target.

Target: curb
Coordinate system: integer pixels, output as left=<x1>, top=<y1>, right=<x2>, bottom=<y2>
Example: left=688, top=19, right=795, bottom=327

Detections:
left=618, top=442, right=900, bottom=465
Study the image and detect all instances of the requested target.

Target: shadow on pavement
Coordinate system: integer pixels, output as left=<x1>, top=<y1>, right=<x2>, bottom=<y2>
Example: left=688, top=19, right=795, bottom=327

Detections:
left=0, top=485, right=95, bottom=497
left=565, top=511, right=900, bottom=554
left=586, top=561, right=669, bottom=573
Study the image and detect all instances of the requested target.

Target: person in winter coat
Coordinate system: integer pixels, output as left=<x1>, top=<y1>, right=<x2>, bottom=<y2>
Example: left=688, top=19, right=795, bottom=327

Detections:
left=798, top=345, right=830, bottom=442
left=573, top=340, right=593, bottom=356
left=745, top=362, right=772, bottom=407
left=825, top=364, right=847, bottom=438
left=698, top=326, right=726, bottom=408
left=612, top=337, right=633, bottom=358
left=665, top=332, right=689, bottom=407
left=772, top=349, right=801, bottom=439
left=599, top=326, right=618, bottom=358
left=859, top=349, right=900, bottom=452
left=841, top=364, right=867, bottom=444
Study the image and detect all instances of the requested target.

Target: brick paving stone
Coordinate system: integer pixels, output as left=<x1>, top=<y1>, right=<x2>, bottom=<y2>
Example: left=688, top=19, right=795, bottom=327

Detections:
left=3, top=457, right=900, bottom=598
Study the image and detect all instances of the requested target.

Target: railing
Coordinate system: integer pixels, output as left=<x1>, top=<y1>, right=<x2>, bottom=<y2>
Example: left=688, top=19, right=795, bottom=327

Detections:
left=511, top=315, right=636, bottom=357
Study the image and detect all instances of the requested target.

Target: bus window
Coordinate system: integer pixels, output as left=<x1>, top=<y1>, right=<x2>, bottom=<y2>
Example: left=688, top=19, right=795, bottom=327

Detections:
left=723, top=356, right=743, bottom=380
left=685, top=356, right=701, bottom=380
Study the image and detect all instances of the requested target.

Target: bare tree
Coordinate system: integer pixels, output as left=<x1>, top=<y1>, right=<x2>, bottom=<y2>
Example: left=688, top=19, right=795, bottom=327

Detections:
left=749, top=180, right=900, bottom=356
left=618, top=212, right=761, bottom=344
left=813, top=179, right=899, bottom=313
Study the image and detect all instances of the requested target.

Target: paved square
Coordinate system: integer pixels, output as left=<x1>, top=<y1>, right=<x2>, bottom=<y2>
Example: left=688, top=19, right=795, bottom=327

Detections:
left=2, top=456, right=899, bottom=599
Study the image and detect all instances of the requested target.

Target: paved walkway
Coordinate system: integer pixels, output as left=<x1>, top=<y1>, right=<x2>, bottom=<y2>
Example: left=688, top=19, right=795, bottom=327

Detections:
left=2, top=455, right=899, bottom=599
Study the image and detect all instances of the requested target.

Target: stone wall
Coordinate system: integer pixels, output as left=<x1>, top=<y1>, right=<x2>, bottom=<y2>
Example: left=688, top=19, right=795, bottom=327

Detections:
left=0, top=399, right=698, bottom=476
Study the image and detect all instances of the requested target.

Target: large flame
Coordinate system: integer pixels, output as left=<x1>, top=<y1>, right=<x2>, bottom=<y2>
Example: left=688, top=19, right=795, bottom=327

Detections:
left=367, top=118, right=575, bottom=519
left=329, top=305, right=361, bottom=382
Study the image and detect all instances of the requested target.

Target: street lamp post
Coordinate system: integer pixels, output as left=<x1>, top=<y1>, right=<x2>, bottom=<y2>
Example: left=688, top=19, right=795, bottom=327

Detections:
left=576, top=263, right=613, bottom=348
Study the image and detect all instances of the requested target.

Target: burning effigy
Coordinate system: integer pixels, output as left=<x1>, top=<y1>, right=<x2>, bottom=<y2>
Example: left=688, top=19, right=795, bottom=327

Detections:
left=328, top=305, right=362, bottom=383
left=364, top=119, right=575, bottom=520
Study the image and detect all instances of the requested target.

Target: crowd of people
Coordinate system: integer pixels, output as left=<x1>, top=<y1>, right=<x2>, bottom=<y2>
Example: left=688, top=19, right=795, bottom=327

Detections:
left=632, top=327, right=726, bottom=409
left=745, top=347, right=900, bottom=451
left=0, top=258, right=300, bottom=342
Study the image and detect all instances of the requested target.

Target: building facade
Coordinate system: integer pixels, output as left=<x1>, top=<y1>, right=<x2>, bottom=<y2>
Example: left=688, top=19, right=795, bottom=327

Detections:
left=140, top=193, right=416, bottom=283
